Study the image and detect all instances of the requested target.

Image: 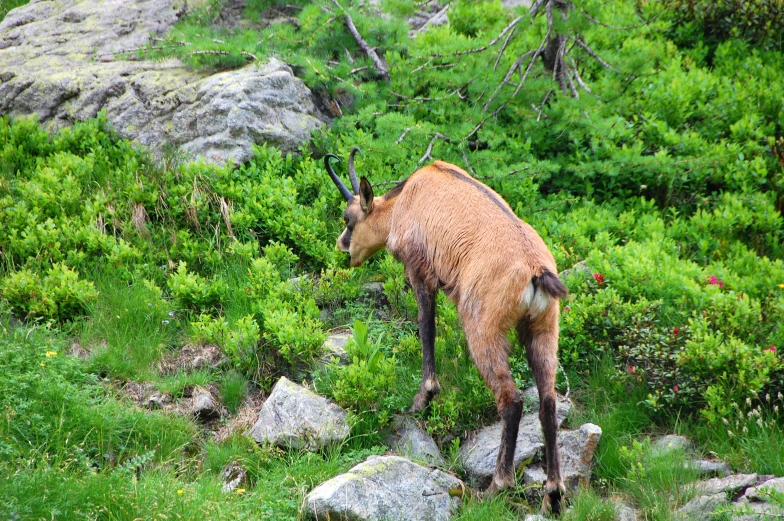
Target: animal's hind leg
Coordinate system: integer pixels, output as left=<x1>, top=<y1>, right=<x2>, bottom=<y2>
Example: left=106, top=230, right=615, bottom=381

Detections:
left=517, top=310, right=566, bottom=515
left=463, top=318, right=522, bottom=493
left=409, top=272, right=440, bottom=413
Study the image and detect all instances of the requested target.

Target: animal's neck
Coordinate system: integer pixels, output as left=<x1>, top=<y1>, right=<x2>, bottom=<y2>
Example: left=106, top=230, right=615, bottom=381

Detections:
left=370, top=196, right=396, bottom=246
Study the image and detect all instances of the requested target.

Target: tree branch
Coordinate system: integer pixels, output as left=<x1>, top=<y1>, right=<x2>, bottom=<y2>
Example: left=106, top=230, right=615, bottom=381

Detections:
left=332, top=0, right=390, bottom=80
left=418, top=133, right=452, bottom=164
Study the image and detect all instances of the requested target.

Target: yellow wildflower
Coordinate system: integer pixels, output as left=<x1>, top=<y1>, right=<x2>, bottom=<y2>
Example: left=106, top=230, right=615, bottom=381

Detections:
left=779, top=284, right=784, bottom=289
left=235, top=488, right=246, bottom=494
left=177, top=490, right=184, bottom=495
left=45, top=351, right=57, bottom=357
left=40, top=362, right=46, bottom=367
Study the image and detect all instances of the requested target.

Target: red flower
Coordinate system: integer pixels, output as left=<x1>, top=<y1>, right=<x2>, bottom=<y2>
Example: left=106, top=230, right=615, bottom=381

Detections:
left=673, top=327, right=680, bottom=338
left=673, top=385, right=680, bottom=393
left=628, top=365, right=636, bottom=375
left=767, top=346, right=777, bottom=353
left=708, top=275, right=724, bottom=287
left=564, top=306, right=571, bottom=312
left=593, top=273, right=605, bottom=285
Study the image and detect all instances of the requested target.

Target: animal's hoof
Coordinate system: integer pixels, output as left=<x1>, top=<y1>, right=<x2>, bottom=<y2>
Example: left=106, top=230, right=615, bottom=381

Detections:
left=481, top=475, right=514, bottom=499
left=409, top=393, right=429, bottom=413
left=540, top=481, right=566, bottom=516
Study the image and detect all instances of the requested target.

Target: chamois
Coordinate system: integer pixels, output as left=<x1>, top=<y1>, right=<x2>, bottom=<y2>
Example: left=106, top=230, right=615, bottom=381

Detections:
left=325, top=148, right=569, bottom=514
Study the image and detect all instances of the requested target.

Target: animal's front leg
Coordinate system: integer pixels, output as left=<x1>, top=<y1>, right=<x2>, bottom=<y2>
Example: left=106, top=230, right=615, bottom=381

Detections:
left=409, top=275, right=440, bottom=413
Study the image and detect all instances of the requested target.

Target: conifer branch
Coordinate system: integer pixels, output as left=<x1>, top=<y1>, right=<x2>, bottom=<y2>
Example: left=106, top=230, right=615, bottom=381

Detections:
left=493, top=25, right=518, bottom=71
left=332, top=0, right=390, bottom=80
left=572, top=37, right=620, bottom=73
left=449, top=14, right=526, bottom=56
left=462, top=103, right=506, bottom=143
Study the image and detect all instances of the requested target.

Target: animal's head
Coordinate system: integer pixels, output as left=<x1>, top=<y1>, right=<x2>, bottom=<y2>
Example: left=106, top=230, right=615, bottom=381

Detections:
left=325, top=148, right=387, bottom=267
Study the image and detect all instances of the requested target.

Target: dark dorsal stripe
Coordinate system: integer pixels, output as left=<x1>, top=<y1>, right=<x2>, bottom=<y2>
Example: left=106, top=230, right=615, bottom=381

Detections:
left=434, top=164, right=518, bottom=221
left=382, top=178, right=409, bottom=200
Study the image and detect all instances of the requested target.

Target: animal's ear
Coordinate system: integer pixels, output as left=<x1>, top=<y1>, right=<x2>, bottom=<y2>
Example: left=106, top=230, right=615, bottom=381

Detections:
left=359, top=176, right=374, bottom=214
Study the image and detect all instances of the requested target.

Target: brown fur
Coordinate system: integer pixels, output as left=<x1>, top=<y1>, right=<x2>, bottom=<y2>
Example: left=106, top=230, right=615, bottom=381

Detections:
left=332, top=160, right=567, bottom=514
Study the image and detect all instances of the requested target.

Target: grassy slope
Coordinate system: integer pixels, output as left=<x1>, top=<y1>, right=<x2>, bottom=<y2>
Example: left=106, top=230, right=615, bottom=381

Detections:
left=2, top=0, right=784, bottom=520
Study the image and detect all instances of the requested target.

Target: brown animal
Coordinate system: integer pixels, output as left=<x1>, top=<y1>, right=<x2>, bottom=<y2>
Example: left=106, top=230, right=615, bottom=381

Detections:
left=325, top=149, right=568, bottom=514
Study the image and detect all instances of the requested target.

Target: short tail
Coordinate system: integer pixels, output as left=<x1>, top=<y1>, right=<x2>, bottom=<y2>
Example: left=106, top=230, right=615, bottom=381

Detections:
left=534, top=269, right=569, bottom=299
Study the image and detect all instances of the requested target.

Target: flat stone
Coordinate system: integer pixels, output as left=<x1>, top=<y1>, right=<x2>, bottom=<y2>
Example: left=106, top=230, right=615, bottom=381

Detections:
left=523, top=423, right=603, bottom=492
left=652, top=435, right=693, bottom=455
left=686, top=460, right=731, bottom=477
left=459, top=394, right=571, bottom=488
left=743, top=476, right=784, bottom=500
left=305, top=455, right=463, bottom=521
left=674, top=493, right=728, bottom=521
left=694, top=474, right=758, bottom=495
left=733, top=495, right=784, bottom=521
left=386, top=416, right=444, bottom=466
left=250, top=376, right=349, bottom=451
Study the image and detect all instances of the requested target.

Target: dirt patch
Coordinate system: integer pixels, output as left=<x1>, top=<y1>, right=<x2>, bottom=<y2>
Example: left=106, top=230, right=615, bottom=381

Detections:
left=211, top=0, right=301, bottom=33
left=157, top=344, right=229, bottom=374
left=213, top=389, right=266, bottom=443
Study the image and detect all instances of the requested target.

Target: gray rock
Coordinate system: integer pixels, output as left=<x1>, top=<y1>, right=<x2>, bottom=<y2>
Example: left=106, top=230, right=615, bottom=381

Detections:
left=524, top=516, right=549, bottom=521
left=675, top=493, right=728, bottom=521
left=558, top=260, right=591, bottom=281
left=305, top=455, right=463, bottom=521
left=523, top=423, right=603, bottom=492
left=406, top=1, right=449, bottom=37
left=250, top=376, right=349, bottom=450
left=221, top=461, right=248, bottom=494
left=146, top=393, right=165, bottom=410
left=686, top=460, right=732, bottom=477
left=652, top=435, right=693, bottom=455
left=319, top=332, right=352, bottom=367
left=0, top=0, right=323, bottom=166
left=743, top=476, right=784, bottom=501
left=614, top=502, right=638, bottom=521
left=459, top=393, right=571, bottom=488
left=193, top=392, right=221, bottom=421
left=191, top=356, right=210, bottom=370
left=694, top=474, right=758, bottom=496
left=502, top=0, right=533, bottom=10
left=733, top=495, right=784, bottom=521
left=362, top=281, right=389, bottom=306
left=386, top=416, right=444, bottom=466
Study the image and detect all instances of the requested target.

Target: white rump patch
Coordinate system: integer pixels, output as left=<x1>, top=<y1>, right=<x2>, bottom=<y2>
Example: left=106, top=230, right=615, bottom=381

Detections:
left=521, top=281, right=550, bottom=317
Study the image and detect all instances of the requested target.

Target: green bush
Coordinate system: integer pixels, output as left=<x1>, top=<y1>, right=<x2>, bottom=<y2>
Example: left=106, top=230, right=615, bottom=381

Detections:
left=1, top=264, right=97, bottom=321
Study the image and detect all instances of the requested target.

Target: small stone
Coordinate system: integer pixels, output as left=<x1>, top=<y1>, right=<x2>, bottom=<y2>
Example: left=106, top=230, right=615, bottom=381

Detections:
left=614, top=502, right=638, bottom=521
left=674, top=493, right=728, bottom=521
left=250, top=377, right=349, bottom=451
left=146, top=394, right=165, bottom=410
left=318, top=333, right=352, bottom=367
left=685, top=460, right=731, bottom=477
left=694, top=473, right=757, bottom=495
left=305, top=455, right=462, bottom=521
left=558, top=260, right=591, bottom=281
left=191, top=356, right=209, bottom=370
left=221, top=461, right=248, bottom=494
left=193, top=393, right=221, bottom=421
left=386, top=416, right=444, bottom=466
left=652, top=435, right=693, bottom=455
left=524, top=516, right=549, bottom=521
left=362, top=282, right=389, bottom=307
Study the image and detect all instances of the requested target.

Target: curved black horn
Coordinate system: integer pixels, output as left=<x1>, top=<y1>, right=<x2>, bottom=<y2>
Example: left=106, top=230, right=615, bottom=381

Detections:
left=324, top=154, right=353, bottom=202
left=347, top=147, right=362, bottom=195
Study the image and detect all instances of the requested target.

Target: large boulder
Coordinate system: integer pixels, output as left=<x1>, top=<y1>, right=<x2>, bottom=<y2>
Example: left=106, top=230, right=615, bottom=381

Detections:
left=305, top=455, right=463, bottom=521
left=0, top=0, right=323, bottom=165
left=250, top=377, right=349, bottom=451
left=458, top=391, right=571, bottom=488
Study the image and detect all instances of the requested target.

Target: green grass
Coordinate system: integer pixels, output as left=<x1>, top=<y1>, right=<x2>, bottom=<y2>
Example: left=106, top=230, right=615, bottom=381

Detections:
left=0, top=0, right=28, bottom=21
left=80, top=276, right=182, bottom=380
left=218, top=370, right=248, bottom=414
